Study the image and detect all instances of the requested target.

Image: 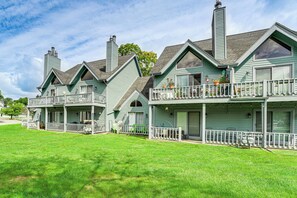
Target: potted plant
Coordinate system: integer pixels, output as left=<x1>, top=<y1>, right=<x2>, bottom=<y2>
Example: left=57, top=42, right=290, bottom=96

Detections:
left=213, top=79, right=220, bottom=86
left=168, top=79, right=175, bottom=89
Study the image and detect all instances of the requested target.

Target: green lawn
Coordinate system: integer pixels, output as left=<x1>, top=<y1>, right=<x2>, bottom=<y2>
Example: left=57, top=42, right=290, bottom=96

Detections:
left=1, top=125, right=297, bottom=197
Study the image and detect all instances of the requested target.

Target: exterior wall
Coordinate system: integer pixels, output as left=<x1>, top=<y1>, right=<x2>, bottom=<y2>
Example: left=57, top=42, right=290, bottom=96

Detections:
left=212, top=7, right=226, bottom=60
left=154, top=56, right=222, bottom=89
left=153, top=102, right=297, bottom=134
left=235, top=32, right=297, bottom=82
left=115, top=92, right=149, bottom=125
left=106, top=58, right=141, bottom=129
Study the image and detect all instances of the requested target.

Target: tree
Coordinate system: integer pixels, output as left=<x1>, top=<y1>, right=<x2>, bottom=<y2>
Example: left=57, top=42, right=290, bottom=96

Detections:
left=1, top=102, right=24, bottom=119
left=14, top=97, right=28, bottom=106
left=4, top=98, right=12, bottom=107
left=119, top=43, right=157, bottom=76
left=0, top=90, right=3, bottom=100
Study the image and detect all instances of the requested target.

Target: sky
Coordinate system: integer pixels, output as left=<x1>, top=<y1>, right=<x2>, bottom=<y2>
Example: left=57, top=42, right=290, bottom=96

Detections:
left=0, top=0, right=297, bottom=99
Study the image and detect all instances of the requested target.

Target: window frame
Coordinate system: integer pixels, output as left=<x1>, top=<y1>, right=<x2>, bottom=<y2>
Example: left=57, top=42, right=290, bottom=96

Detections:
left=176, top=50, right=203, bottom=70
left=175, top=73, right=202, bottom=87
left=253, top=37, right=293, bottom=61
left=253, top=108, right=295, bottom=133
left=130, top=100, right=143, bottom=107
left=252, top=63, right=294, bottom=82
left=80, top=85, right=93, bottom=94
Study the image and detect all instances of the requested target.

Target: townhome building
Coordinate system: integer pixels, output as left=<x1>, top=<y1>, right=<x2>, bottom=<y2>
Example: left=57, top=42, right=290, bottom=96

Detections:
left=148, top=0, right=297, bottom=149
left=26, top=36, right=152, bottom=134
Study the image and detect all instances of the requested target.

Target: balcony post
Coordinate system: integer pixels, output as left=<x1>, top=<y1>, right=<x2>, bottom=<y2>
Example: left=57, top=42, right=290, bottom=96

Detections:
left=91, top=105, right=95, bottom=135
left=149, top=88, right=152, bottom=101
left=202, top=103, right=206, bottom=143
left=92, top=92, right=95, bottom=103
left=45, top=107, right=48, bottom=131
left=263, top=80, right=267, bottom=97
left=178, top=127, right=182, bottom=141
left=230, top=67, right=235, bottom=98
left=26, top=108, right=30, bottom=129
left=149, top=105, right=153, bottom=139
left=63, top=106, right=67, bottom=132
left=262, top=100, right=267, bottom=148
left=202, top=84, right=206, bottom=99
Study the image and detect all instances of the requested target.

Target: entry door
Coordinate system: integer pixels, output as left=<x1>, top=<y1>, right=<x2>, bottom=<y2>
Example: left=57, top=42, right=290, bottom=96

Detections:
left=188, top=112, right=200, bottom=137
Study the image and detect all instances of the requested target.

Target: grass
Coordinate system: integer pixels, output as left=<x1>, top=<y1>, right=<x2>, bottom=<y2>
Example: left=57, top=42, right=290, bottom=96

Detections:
left=1, top=125, right=297, bottom=197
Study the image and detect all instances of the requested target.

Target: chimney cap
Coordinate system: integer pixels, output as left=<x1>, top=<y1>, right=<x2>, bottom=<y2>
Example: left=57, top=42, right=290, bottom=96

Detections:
left=215, top=0, right=222, bottom=8
left=110, top=35, right=116, bottom=42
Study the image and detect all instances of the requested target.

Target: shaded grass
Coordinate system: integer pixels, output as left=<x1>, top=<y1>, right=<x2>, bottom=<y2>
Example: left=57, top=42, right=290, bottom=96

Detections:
left=0, top=124, right=297, bottom=197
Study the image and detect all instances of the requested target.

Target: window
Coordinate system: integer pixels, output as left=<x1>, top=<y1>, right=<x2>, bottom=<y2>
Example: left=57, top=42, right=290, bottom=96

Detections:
left=128, top=112, right=144, bottom=125
left=254, top=37, right=292, bottom=60
left=81, top=69, right=94, bottom=81
left=130, top=100, right=142, bottom=107
left=81, top=85, right=93, bottom=93
left=176, top=74, right=201, bottom=87
left=51, top=76, right=61, bottom=85
left=50, top=89, right=56, bottom=96
left=255, top=65, right=292, bottom=81
left=256, top=111, right=291, bottom=133
left=177, top=51, right=202, bottom=69
left=80, top=111, right=91, bottom=123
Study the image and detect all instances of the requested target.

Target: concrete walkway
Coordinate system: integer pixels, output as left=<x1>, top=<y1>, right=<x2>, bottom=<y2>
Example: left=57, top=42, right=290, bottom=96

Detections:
left=0, top=117, right=22, bottom=125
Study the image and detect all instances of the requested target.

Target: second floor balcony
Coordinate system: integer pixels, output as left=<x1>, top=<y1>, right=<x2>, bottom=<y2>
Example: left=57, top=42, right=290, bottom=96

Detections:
left=28, top=92, right=106, bottom=107
left=150, top=79, right=297, bottom=103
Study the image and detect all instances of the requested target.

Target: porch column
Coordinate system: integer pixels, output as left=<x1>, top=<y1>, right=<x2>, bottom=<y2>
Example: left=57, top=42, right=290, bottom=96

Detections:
left=91, top=105, right=95, bottom=135
left=202, top=103, right=206, bottom=143
left=63, top=106, right=67, bottom=132
left=45, top=107, right=48, bottom=131
left=262, top=100, right=267, bottom=148
left=148, top=105, right=153, bottom=139
left=26, top=108, right=30, bottom=129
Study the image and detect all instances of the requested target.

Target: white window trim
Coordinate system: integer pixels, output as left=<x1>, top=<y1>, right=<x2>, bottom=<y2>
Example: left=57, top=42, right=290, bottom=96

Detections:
left=127, top=111, right=145, bottom=125
left=253, top=37, right=294, bottom=61
left=252, top=108, right=295, bottom=133
left=80, top=85, right=93, bottom=94
left=252, top=63, right=294, bottom=82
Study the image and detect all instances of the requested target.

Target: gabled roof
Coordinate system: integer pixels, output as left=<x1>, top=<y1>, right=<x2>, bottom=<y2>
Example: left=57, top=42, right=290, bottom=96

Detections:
left=236, top=23, right=297, bottom=65
left=39, top=54, right=135, bottom=89
left=114, top=76, right=153, bottom=111
left=152, top=28, right=268, bottom=74
left=38, top=68, right=65, bottom=89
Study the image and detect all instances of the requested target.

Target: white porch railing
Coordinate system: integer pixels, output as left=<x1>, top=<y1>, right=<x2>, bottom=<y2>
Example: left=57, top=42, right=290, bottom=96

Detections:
left=28, top=93, right=105, bottom=107
left=47, top=123, right=64, bottom=131
left=266, top=132, right=297, bottom=150
left=267, top=79, right=297, bottom=96
left=66, top=123, right=88, bottom=133
left=120, top=125, right=148, bottom=135
left=27, top=121, right=39, bottom=130
left=151, top=127, right=181, bottom=141
left=205, top=129, right=263, bottom=147
left=150, top=78, right=297, bottom=101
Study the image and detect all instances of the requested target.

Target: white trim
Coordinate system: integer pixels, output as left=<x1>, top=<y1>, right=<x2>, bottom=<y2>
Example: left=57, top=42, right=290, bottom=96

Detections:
left=252, top=108, right=295, bottom=133
left=174, top=109, right=201, bottom=139
left=174, top=72, right=203, bottom=87
left=114, top=90, right=148, bottom=111
left=106, top=54, right=139, bottom=82
left=236, top=23, right=297, bottom=66
left=159, top=40, right=220, bottom=75
left=68, top=62, right=99, bottom=84
left=252, top=63, right=294, bottom=82
left=40, top=69, right=64, bottom=89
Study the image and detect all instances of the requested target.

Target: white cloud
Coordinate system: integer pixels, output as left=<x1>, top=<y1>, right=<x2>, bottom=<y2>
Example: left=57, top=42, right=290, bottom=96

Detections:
left=0, top=0, right=296, bottom=99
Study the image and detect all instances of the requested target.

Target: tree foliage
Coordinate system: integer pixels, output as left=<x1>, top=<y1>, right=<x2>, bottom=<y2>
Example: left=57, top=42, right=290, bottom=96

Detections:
left=14, top=97, right=28, bottom=106
left=0, top=90, right=3, bottom=100
left=4, top=98, right=12, bottom=107
left=1, top=102, right=24, bottom=119
left=118, top=43, right=157, bottom=76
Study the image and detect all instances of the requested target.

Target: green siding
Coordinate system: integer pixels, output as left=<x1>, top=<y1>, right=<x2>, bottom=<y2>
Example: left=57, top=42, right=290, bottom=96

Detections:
left=106, top=58, right=140, bottom=129
left=154, top=56, right=222, bottom=89
left=115, top=92, right=149, bottom=125
left=213, top=8, right=226, bottom=60
left=235, top=33, right=297, bottom=82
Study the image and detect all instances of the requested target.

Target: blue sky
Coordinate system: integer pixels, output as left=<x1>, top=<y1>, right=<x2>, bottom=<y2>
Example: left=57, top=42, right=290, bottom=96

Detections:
left=0, top=0, right=296, bottom=99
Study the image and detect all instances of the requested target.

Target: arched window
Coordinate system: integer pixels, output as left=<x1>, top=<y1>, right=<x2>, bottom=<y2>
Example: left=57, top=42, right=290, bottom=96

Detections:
left=130, top=100, right=142, bottom=107
left=255, top=37, right=292, bottom=60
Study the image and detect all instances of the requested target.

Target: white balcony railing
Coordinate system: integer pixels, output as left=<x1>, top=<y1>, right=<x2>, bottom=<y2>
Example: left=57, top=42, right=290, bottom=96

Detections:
left=151, top=127, right=181, bottom=141
left=150, top=78, right=297, bottom=102
left=28, top=93, right=106, bottom=107
left=120, top=124, right=148, bottom=135
left=47, top=123, right=64, bottom=131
